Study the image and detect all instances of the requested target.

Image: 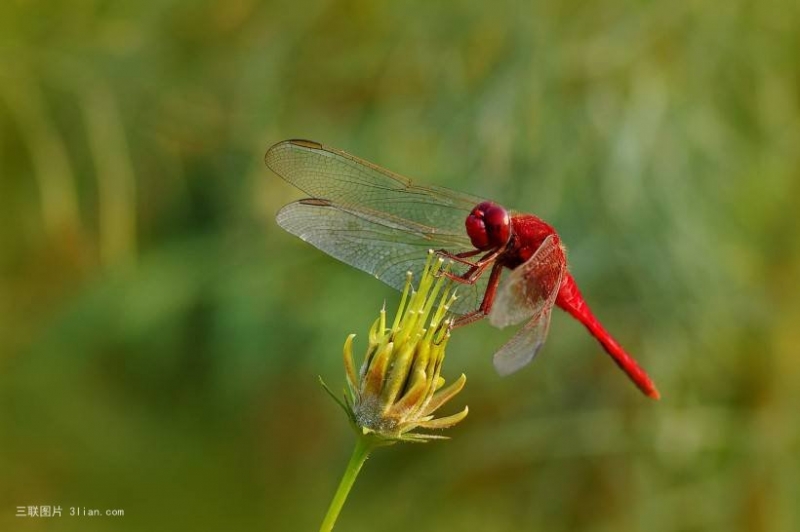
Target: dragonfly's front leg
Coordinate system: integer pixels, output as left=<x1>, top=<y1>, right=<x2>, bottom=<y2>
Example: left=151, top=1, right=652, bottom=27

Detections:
left=451, top=262, right=504, bottom=328
left=435, top=248, right=482, bottom=267
left=437, top=248, right=502, bottom=285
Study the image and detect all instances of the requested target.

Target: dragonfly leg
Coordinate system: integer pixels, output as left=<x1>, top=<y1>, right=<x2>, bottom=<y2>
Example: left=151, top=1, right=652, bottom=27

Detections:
left=439, top=248, right=503, bottom=283
left=451, top=262, right=504, bottom=328
left=442, top=260, right=489, bottom=285
left=435, top=248, right=482, bottom=267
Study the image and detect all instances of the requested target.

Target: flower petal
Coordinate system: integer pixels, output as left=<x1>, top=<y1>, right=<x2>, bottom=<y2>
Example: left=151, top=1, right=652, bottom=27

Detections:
left=343, top=334, right=358, bottom=398
left=415, top=406, right=469, bottom=430
left=421, top=374, right=467, bottom=417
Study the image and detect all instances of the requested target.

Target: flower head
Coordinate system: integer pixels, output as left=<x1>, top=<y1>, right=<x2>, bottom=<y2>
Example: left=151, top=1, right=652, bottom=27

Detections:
left=325, top=252, right=468, bottom=443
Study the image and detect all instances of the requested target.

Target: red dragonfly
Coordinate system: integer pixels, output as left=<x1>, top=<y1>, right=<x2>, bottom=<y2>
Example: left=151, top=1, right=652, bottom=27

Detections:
left=266, top=139, right=659, bottom=399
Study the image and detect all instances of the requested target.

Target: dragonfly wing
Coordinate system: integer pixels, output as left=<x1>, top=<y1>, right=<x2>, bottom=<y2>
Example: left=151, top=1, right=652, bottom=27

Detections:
left=489, top=234, right=566, bottom=329
left=276, top=198, right=490, bottom=315
left=268, top=139, right=491, bottom=314
left=493, top=306, right=554, bottom=376
left=266, top=139, right=484, bottom=238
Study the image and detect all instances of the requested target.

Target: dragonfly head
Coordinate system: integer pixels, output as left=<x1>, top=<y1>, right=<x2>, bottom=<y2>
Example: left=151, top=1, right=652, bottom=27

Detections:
left=466, top=201, right=511, bottom=251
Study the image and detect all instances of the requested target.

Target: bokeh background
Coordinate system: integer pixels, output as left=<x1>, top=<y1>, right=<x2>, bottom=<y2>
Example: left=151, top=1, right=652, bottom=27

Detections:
left=1, top=1, right=798, bottom=531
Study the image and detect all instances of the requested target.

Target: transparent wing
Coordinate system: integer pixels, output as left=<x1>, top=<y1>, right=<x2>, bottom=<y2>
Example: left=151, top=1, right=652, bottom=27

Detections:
left=489, top=234, right=566, bottom=375
left=276, top=198, right=490, bottom=315
left=493, top=307, right=555, bottom=376
left=489, top=234, right=566, bottom=328
left=268, top=139, right=490, bottom=314
left=266, top=139, right=484, bottom=238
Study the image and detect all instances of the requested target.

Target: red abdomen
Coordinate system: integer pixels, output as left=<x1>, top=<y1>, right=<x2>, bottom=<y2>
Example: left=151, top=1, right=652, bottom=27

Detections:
left=556, top=274, right=660, bottom=399
left=499, top=213, right=659, bottom=398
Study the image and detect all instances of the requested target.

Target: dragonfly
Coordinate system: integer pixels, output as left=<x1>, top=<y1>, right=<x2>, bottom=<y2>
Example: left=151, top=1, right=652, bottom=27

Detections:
left=266, top=139, right=659, bottom=399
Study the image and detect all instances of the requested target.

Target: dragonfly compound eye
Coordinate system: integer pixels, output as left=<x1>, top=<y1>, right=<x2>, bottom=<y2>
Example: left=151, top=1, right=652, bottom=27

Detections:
left=483, top=204, right=511, bottom=247
left=466, top=202, right=510, bottom=250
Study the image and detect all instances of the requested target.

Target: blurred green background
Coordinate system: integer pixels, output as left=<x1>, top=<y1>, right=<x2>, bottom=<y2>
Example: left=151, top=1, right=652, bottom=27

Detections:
left=1, top=0, right=798, bottom=531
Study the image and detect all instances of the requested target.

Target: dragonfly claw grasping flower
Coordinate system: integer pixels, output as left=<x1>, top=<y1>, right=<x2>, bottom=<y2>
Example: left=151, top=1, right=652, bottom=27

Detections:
left=327, top=251, right=468, bottom=443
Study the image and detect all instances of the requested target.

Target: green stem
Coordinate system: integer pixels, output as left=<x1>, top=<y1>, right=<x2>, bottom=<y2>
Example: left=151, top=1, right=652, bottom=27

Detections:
left=319, top=435, right=380, bottom=532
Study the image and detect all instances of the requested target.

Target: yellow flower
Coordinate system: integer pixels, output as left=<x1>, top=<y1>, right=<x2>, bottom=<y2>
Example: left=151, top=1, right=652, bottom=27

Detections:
left=326, top=252, right=468, bottom=443
left=319, top=252, right=469, bottom=530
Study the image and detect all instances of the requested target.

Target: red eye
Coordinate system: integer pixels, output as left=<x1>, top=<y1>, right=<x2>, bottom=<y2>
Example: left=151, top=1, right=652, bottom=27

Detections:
left=484, top=205, right=510, bottom=246
left=465, top=202, right=510, bottom=250
left=466, top=211, right=489, bottom=249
